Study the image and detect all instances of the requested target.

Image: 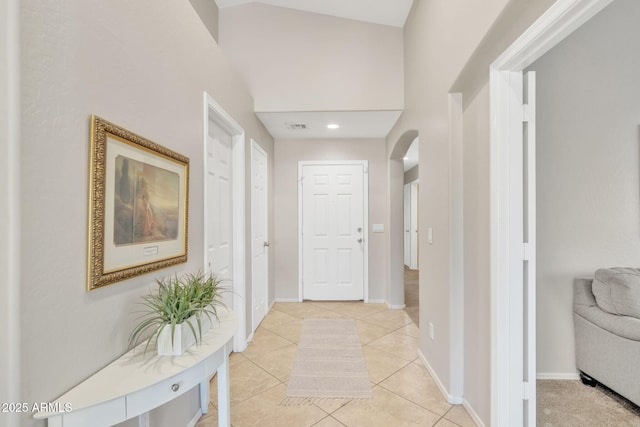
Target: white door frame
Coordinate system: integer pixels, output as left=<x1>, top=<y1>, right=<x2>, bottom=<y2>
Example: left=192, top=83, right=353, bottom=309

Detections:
left=298, top=160, right=369, bottom=302
left=403, top=183, right=411, bottom=267
left=250, top=139, right=268, bottom=331
left=203, top=92, right=247, bottom=352
left=409, top=180, right=419, bottom=270
left=490, top=0, right=613, bottom=425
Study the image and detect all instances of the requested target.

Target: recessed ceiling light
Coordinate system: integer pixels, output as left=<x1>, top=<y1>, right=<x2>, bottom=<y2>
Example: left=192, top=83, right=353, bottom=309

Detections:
left=327, top=124, right=340, bottom=129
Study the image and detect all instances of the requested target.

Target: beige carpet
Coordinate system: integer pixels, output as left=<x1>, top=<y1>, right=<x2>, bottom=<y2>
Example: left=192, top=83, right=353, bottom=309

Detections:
left=537, top=380, right=640, bottom=426
left=285, top=318, right=373, bottom=403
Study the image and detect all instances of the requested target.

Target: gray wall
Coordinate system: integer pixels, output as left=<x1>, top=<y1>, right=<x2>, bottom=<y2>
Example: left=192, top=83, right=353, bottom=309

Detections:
left=19, top=1, right=273, bottom=426
left=462, top=82, right=492, bottom=417
left=219, top=3, right=403, bottom=112
left=189, top=0, right=219, bottom=42
left=529, top=0, right=640, bottom=376
left=386, top=1, right=514, bottom=419
left=273, top=138, right=388, bottom=302
left=404, top=165, right=419, bottom=185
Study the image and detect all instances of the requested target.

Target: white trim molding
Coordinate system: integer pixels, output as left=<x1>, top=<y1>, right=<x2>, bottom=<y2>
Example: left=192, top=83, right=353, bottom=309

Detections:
left=417, top=350, right=463, bottom=405
left=463, top=399, right=487, bottom=427
left=448, top=92, right=464, bottom=402
left=536, top=373, right=580, bottom=380
left=490, top=1, right=614, bottom=426
left=274, top=298, right=299, bottom=303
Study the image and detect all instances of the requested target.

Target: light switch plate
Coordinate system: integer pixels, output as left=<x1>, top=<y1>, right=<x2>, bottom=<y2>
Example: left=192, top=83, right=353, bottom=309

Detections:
left=372, top=224, right=384, bottom=233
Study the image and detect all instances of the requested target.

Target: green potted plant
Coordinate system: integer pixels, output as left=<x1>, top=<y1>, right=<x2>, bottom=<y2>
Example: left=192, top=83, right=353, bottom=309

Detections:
left=128, top=271, right=225, bottom=356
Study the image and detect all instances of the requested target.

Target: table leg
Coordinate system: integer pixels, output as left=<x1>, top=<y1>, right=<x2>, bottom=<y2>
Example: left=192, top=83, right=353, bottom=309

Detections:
left=138, top=412, right=149, bottom=427
left=217, top=346, right=231, bottom=427
left=200, top=379, right=210, bottom=415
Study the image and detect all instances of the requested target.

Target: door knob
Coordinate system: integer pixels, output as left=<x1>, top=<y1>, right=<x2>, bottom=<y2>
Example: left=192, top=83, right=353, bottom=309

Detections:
left=357, top=227, right=362, bottom=233
left=357, top=238, right=363, bottom=243
left=263, top=241, right=270, bottom=247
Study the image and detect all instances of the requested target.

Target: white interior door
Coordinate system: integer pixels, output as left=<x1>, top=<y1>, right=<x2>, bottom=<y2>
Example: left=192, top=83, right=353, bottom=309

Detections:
left=300, top=162, right=367, bottom=301
left=410, top=181, right=419, bottom=270
left=205, top=119, right=233, bottom=309
left=404, top=183, right=411, bottom=266
left=251, top=141, right=268, bottom=332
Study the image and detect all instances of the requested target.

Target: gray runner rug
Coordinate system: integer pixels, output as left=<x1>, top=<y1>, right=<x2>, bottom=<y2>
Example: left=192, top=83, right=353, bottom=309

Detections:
left=284, top=318, right=373, bottom=405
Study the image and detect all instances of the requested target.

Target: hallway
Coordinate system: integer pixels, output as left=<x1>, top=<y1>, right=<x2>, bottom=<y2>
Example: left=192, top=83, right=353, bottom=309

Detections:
left=403, top=266, right=419, bottom=325
left=197, top=302, right=474, bottom=426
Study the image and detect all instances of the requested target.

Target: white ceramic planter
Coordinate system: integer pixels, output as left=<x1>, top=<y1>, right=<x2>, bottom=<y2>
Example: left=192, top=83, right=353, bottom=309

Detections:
left=156, top=311, right=215, bottom=356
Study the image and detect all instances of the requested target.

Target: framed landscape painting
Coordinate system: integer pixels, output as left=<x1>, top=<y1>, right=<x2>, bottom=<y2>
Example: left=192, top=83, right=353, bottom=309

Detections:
left=87, top=115, right=189, bottom=290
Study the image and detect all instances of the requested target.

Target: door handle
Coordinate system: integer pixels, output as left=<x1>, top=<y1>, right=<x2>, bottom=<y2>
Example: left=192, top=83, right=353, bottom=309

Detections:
left=263, top=241, right=270, bottom=247
left=357, top=238, right=363, bottom=243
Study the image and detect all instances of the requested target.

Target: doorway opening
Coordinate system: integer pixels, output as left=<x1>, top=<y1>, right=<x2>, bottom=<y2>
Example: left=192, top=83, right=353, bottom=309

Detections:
left=389, top=130, right=418, bottom=309
left=489, top=0, right=614, bottom=425
left=403, top=137, right=419, bottom=324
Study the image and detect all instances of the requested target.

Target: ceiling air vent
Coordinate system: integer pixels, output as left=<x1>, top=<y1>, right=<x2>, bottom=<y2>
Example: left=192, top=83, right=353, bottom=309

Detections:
left=285, top=122, right=309, bottom=130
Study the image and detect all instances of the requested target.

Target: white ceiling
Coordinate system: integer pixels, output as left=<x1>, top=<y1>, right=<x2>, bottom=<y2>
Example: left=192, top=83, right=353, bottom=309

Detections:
left=215, top=0, right=414, bottom=28
left=257, top=111, right=403, bottom=140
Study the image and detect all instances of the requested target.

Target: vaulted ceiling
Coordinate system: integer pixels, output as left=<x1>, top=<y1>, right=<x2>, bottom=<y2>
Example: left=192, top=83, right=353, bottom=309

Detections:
left=215, top=0, right=413, bottom=139
left=215, top=0, right=414, bottom=27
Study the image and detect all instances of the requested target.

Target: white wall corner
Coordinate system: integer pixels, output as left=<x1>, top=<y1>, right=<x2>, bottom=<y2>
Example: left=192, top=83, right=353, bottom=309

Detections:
left=417, top=350, right=463, bottom=405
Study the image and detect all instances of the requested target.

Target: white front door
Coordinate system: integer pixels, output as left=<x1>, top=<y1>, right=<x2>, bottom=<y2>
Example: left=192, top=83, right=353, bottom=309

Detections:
left=300, top=162, right=367, bottom=301
left=205, top=119, right=233, bottom=309
left=251, top=141, right=268, bottom=332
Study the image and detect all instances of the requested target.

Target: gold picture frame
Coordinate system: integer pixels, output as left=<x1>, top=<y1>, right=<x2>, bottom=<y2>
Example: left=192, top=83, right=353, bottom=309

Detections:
left=87, top=115, right=189, bottom=290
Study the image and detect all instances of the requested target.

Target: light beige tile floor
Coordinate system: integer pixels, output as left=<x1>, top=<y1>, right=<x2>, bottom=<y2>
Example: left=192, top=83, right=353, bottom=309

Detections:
left=197, top=302, right=476, bottom=427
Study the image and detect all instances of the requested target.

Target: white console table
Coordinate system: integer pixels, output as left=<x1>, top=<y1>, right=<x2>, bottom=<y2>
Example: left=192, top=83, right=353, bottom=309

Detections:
left=34, top=307, right=237, bottom=427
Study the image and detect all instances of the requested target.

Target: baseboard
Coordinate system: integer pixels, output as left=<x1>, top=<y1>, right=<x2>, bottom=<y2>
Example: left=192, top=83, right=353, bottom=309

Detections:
left=417, top=349, right=463, bottom=405
left=367, top=299, right=386, bottom=304
left=463, top=399, right=486, bottom=427
left=536, top=372, right=580, bottom=380
left=274, top=298, right=299, bottom=303
left=187, top=409, right=203, bottom=427
left=386, top=303, right=406, bottom=309
left=247, top=331, right=254, bottom=343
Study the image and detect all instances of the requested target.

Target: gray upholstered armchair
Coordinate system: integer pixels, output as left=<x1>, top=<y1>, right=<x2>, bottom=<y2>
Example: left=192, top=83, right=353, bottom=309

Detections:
left=574, top=268, right=640, bottom=406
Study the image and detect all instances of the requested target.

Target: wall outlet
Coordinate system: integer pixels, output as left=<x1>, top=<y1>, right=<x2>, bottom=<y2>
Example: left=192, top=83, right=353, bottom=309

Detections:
left=429, top=322, right=435, bottom=340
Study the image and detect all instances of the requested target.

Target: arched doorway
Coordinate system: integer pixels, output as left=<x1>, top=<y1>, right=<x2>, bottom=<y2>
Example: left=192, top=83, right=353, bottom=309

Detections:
left=388, top=130, right=419, bottom=310
left=402, top=137, right=419, bottom=324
